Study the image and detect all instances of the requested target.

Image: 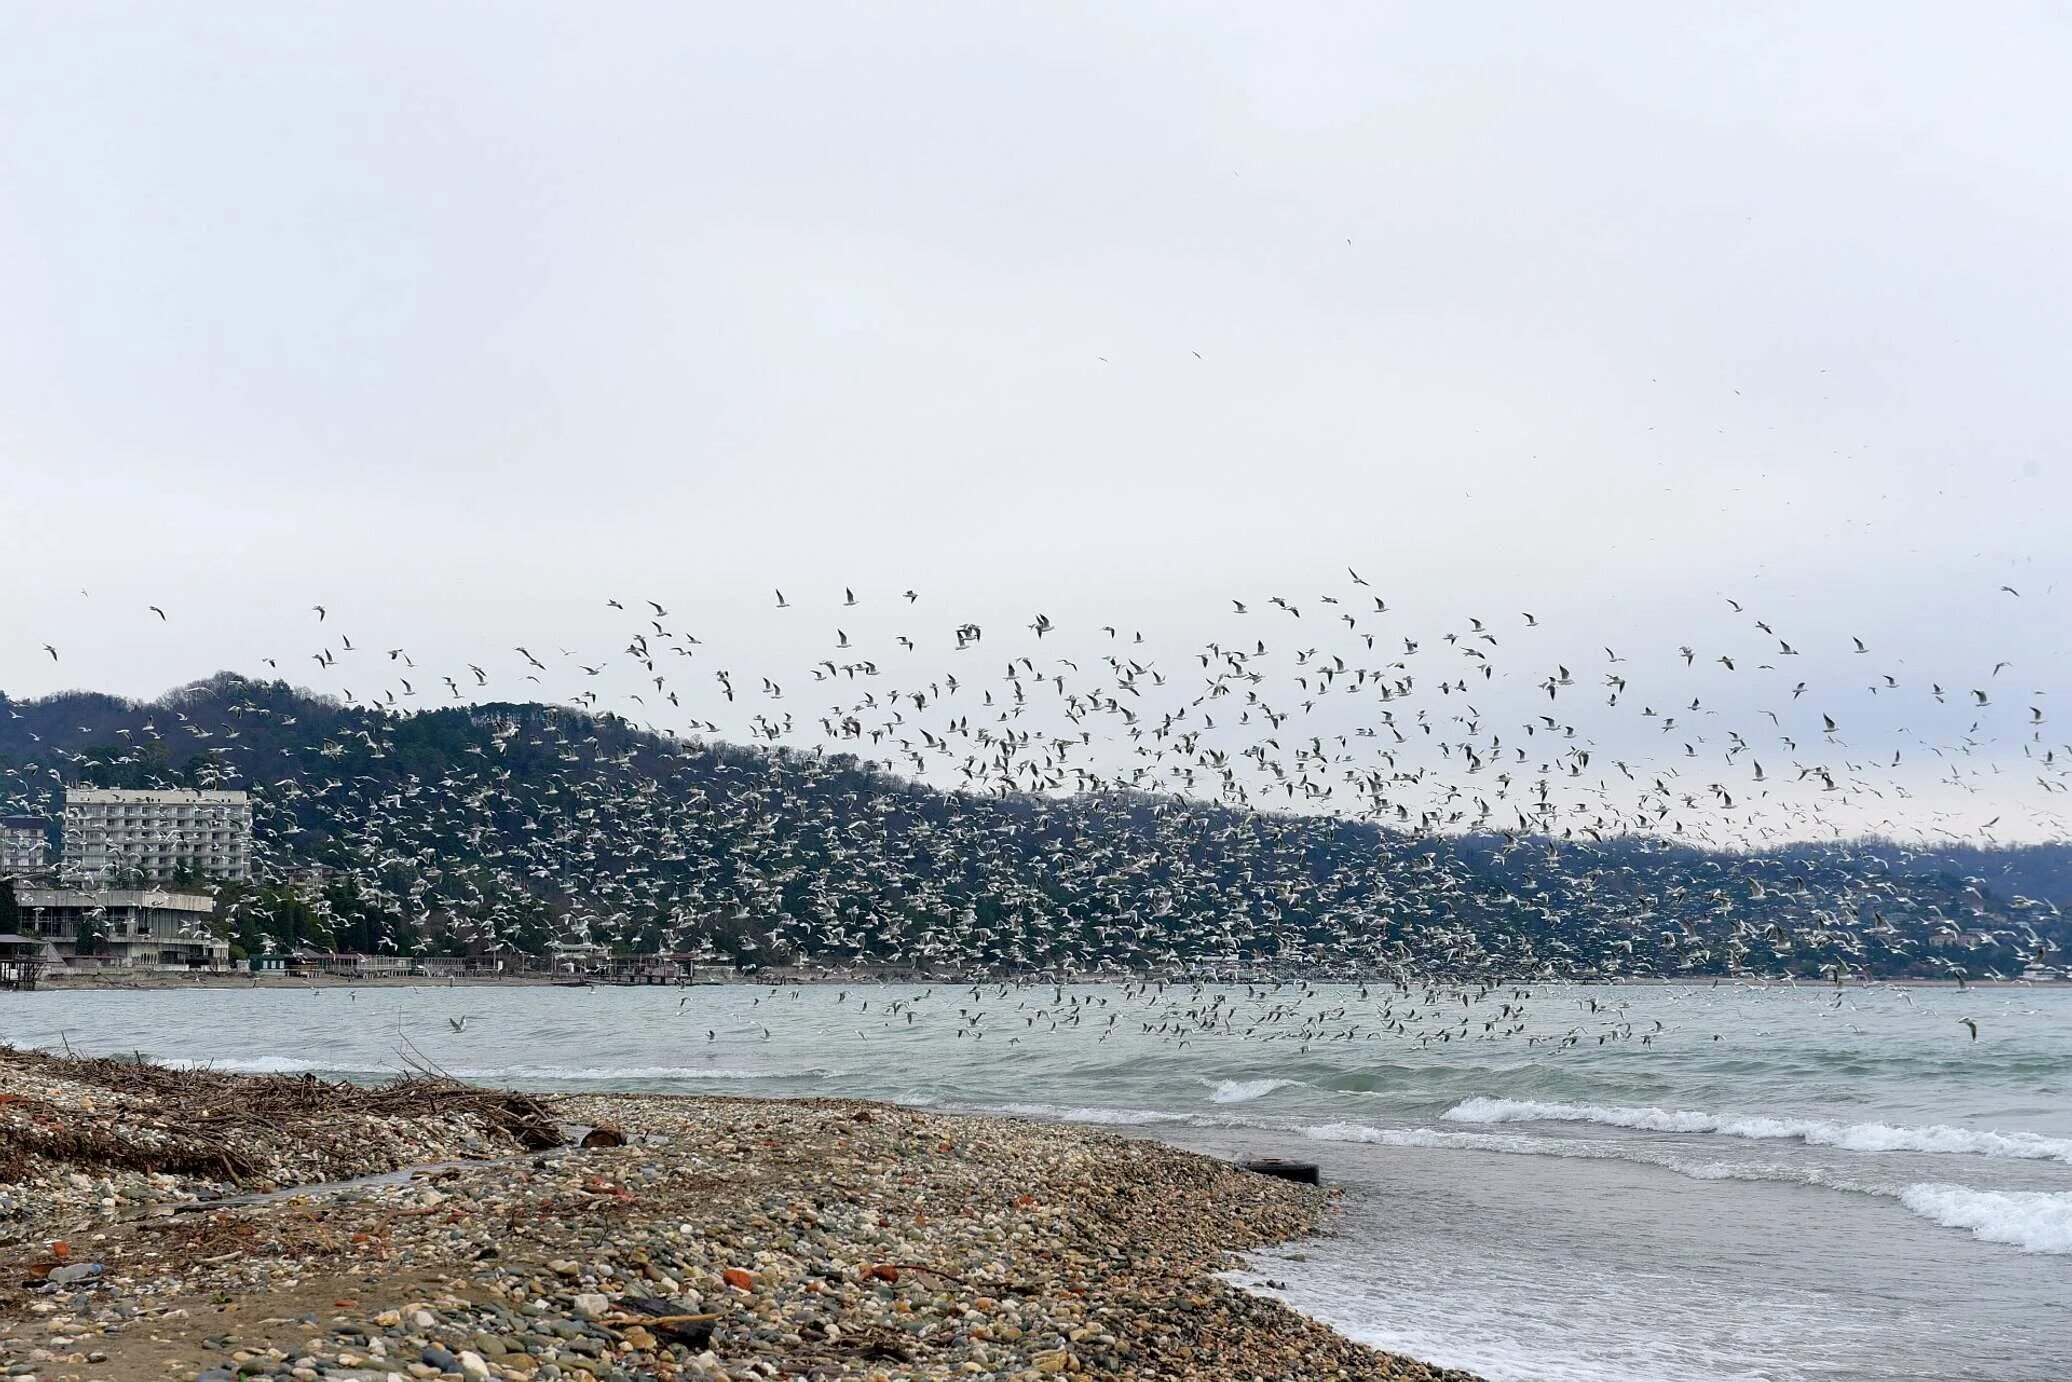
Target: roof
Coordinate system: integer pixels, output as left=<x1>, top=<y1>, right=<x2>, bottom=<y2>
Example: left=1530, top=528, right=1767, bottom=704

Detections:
left=14, top=888, right=218, bottom=913
left=64, top=788, right=249, bottom=805
left=0, top=816, right=48, bottom=832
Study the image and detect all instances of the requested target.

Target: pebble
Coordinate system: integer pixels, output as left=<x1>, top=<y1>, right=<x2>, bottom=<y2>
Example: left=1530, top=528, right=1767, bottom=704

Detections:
left=2, top=1053, right=1483, bottom=1381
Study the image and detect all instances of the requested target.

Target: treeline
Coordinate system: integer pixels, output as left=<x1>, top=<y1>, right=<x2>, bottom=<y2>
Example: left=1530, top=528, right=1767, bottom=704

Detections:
left=1, top=676, right=2066, bottom=977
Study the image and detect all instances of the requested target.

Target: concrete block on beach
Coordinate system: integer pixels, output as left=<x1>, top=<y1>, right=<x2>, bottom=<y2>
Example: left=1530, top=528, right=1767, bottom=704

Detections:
left=1240, top=1157, right=1323, bottom=1185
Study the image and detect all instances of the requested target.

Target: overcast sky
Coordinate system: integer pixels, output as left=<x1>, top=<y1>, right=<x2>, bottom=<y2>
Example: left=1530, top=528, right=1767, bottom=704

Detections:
left=3, top=4, right=2067, bottom=838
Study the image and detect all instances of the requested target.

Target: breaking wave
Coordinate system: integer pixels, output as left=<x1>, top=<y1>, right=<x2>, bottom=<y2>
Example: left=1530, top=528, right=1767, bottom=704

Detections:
left=1206, top=1077, right=1304, bottom=1104
left=1306, top=1121, right=2072, bottom=1255
left=987, top=1101, right=1189, bottom=1125
left=157, top=1057, right=847, bottom=1082
left=1441, top=1098, right=2072, bottom=1164
left=1900, top=1184, right=2072, bottom=1254
left=164, top=1055, right=331, bottom=1074
left=447, top=1064, right=848, bottom=1082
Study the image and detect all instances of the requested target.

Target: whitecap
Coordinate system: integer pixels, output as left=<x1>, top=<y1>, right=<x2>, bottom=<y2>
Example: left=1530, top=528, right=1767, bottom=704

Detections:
left=1206, top=1076, right=1303, bottom=1104
left=986, top=1101, right=1185, bottom=1125
left=1900, top=1184, right=2072, bottom=1254
left=445, top=1064, right=847, bottom=1082
left=1442, top=1097, right=2072, bottom=1164
left=163, top=1055, right=333, bottom=1074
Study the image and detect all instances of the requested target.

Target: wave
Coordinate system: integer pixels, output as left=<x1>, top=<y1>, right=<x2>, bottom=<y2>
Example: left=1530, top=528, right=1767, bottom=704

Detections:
left=1305, top=1120, right=2072, bottom=1255
left=444, top=1064, right=847, bottom=1082
left=1303, top=1121, right=1580, bottom=1156
left=986, top=1101, right=1189, bottom=1126
left=164, top=1055, right=331, bottom=1074
left=158, top=1056, right=849, bottom=1082
left=1301, top=1120, right=1902, bottom=1197
left=1442, top=1098, right=2072, bottom=1164
left=1295, top=1120, right=1806, bottom=1175
left=1900, top=1184, right=2072, bottom=1255
left=1206, top=1077, right=1304, bottom=1104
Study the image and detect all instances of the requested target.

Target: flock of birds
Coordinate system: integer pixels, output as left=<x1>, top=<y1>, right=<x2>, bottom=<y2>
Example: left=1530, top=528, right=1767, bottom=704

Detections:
left=400, top=975, right=2014, bottom=1066
left=5, top=573, right=2067, bottom=994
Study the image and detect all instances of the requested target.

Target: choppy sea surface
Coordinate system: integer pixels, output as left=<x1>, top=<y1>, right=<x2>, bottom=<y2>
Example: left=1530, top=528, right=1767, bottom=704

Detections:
left=5, top=980, right=2068, bottom=1381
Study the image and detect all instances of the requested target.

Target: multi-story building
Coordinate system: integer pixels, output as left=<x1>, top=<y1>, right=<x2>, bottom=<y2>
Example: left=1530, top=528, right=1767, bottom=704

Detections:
left=12, top=887, right=230, bottom=970
left=60, top=788, right=253, bottom=885
left=1, top=815, right=50, bottom=879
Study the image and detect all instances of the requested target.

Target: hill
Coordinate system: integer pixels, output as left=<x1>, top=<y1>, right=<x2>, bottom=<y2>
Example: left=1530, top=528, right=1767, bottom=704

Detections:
left=2, top=674, right=2065, bottom=979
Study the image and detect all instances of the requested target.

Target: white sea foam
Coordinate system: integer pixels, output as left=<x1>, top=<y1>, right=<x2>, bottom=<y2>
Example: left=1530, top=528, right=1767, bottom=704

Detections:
left=442, top=1065, right=846, bottom=1082
left=988, top=1101, right=1185, bottom=1125
left=1302, top=1121, right=1575, bottom=1156
left=164, top=1055, right=331, bottom=1074
left=1309, top=1119, right=2072, bottom=1258
left=1206, top=1076, right=1302, bottom=1104
left=160, top=1057, right=844, bottom=1081
left=1301, top=1120, right=1900, bottom=1205
left=1443, top=1097, right=2072, bottom=1164
left=1900, top=1184, right=2072, bottom=1254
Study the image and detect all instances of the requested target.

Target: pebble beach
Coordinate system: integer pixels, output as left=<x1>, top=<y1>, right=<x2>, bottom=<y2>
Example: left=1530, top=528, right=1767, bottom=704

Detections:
left=0, top=1048, right=1476, bottom=1382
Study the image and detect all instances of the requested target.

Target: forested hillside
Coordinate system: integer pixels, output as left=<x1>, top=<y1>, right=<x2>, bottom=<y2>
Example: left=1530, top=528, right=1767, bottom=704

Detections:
left=2, top=675, right=2064, bottom=978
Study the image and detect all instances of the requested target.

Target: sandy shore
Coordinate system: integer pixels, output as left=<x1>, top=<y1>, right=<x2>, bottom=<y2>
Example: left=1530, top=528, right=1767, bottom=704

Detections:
left=0, top=1049, right=1476, bottom=1381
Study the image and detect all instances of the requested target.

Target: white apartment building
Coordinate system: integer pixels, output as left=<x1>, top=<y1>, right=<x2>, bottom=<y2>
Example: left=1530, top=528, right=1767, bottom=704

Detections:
left=1, top=816, right=49, bottom=878
left=60, top=788, right=253, bottom=885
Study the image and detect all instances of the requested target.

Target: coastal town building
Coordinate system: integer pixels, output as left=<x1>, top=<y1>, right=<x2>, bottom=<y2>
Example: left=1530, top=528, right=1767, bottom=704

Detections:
left=11, top=887, right=230, bottom=970
left=60, top=788, right=253, bottom=885
left=1, top=815, right=50, bottom=878
left=547, top=938, right=611, bottom=974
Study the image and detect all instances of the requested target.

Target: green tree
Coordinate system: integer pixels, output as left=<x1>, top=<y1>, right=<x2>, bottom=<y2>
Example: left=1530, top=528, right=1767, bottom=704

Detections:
left=73, top=910, right=109, bottom=955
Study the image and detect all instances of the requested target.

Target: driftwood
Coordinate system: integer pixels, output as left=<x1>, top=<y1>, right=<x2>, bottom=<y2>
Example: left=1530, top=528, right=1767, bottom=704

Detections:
left=0, top=1045, right=563, bottom=1185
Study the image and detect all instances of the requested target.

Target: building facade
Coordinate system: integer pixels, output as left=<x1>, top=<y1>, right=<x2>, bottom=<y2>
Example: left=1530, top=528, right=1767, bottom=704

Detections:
left=61, top=788, right=253, bottom=885
left=1, top=816, right=50, bottom=879
left=12, top=887, right=230, bottom=969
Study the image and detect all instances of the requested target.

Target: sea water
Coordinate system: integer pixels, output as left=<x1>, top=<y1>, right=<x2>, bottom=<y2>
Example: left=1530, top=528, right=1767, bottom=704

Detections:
left=5, top=980, right=2067, bottom=1380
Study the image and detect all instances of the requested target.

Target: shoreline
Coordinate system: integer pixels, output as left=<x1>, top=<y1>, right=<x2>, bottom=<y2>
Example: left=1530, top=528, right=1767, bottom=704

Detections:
left=1, top=1049, right=1479, bottom=1381
left=18, top=970, right=2060, bottom=993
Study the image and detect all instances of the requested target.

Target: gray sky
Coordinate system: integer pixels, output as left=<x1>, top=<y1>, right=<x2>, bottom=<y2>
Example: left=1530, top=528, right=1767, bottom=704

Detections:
left=3, top=3, right=2068, bottom=839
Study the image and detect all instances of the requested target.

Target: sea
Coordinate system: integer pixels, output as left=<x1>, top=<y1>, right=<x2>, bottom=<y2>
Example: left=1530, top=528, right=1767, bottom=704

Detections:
left=4, top=979, right=2067, bottom=1382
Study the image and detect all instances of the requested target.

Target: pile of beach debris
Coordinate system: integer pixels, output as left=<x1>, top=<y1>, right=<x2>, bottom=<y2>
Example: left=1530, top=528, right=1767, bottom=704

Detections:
left=0, top=1045, right=563, bottom=1245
